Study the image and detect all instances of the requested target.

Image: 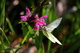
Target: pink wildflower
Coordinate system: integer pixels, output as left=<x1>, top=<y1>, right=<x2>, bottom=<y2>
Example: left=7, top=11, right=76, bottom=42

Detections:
left=20, top=8, right=47, bottom=30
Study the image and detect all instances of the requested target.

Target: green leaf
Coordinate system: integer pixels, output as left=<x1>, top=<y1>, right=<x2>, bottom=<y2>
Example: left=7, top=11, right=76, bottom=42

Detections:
left=38, top=48, right=44, bottom=53
left=21, top=23, right=28, bottom=36
left=28, top=25, right=34, bottom=34
left=47, top=40, right=51, bottom=53
left=75, top=29, right=80, bottom=35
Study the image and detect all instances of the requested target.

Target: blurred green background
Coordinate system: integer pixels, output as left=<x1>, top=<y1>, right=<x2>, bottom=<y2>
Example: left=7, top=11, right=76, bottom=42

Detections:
left=0, top=0, right=80, bottom=53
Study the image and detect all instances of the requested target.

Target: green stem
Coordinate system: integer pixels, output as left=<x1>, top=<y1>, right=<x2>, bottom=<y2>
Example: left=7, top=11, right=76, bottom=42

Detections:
left=47, top=40, right=51, bottom=53
left=1, top=0, right=5, bottom=30
left=21, top=31, right=30, bottom=44
left=0, top=28, right=14, bottom=53
left=14, top=31, right=30, bottom=53
left=6, top=18, right=16, bottom=34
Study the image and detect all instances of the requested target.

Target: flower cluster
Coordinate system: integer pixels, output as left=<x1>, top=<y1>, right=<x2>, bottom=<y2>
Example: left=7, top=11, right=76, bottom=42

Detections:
left=20, top=8, right=47, bottom=30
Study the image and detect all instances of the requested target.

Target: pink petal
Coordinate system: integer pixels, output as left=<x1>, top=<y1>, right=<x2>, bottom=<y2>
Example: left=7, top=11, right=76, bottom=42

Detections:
left=40, top=15, right=48, bottom=19
left=40, top=22, right=46, bottom=25
left=34, top=27, right=39, bottom=30
left=35, top=23, right=41, bottom=27
left=26, top=8, right=30, bottom=15
left=39, top=16, right=47, bottom=21
left=34, top=14, right=39, bottom=19
left=35, top=22, right=46, bottom=29
left=36, top=22, right=43, bottom=26
left=38, top=23, right=43, bottom=25
left=20, top=16, right=27, bottom=21
left=35, top=23, right=39, bottom=26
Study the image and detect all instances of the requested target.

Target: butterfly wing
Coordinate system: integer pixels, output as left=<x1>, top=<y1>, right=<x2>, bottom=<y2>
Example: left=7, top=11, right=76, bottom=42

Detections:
left=46, top=17, right=62, bottom=32
left=42, top=28, right=56, bottom=43
left=42, top=28, right=62, bottom=45
left=47, top=31, right=62, bottom=45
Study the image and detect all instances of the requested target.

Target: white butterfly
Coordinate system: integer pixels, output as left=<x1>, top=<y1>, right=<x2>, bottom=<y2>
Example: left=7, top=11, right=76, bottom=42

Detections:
left=42, top=18, right=62, bottom=45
